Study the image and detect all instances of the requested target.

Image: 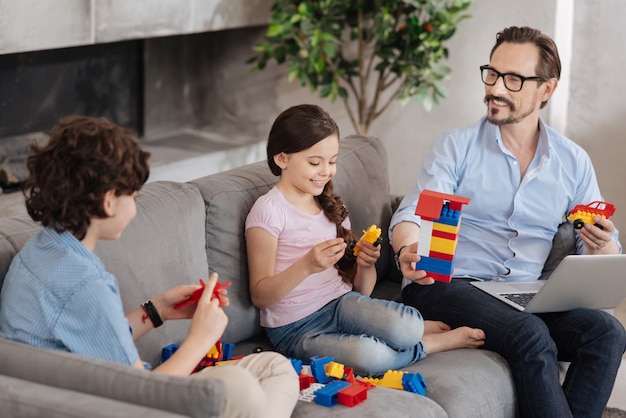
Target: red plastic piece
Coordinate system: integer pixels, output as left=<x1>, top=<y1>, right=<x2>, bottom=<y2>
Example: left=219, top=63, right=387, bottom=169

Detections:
left=299, top=374, right=316, bottom=390
left=174, top=279, right=232, bottom=309
left=337, top=384, right=368, bottom=407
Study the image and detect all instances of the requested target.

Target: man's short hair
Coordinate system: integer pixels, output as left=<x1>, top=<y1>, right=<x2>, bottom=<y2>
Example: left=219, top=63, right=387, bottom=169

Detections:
left=490, top=26, right=561, bottom=82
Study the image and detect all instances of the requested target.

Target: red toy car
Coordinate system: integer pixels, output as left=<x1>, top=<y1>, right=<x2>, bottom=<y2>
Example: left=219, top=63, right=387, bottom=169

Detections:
left=567, top=201, right=616, bottom=230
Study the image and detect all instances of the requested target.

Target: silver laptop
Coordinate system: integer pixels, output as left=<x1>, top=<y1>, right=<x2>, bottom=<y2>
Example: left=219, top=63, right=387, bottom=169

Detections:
left=469, top=254, right=626, bottom=313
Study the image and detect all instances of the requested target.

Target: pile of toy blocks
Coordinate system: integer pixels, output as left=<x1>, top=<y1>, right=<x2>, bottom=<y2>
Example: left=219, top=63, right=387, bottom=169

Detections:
left=162, top=339, right=243, bottom=373
left=294, top=355, right=427, bottom=408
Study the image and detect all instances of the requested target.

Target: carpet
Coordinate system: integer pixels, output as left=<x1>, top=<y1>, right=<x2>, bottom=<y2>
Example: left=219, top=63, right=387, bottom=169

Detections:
left=604, top=407, right=626, bottom=417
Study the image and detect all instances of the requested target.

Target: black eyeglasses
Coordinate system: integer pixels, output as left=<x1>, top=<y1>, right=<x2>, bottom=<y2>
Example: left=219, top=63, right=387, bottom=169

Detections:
left=480, top=65, right=544, bottom=92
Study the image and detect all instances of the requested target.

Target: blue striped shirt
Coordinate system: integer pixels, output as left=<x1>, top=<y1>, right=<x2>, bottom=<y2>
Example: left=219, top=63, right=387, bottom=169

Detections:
left=0, top=227, right=139, bottom=365
left=390, top=117, right=621, bottom=285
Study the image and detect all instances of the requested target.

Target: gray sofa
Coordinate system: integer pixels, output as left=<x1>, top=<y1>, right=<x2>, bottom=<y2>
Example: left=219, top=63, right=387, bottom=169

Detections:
left=0, top=135, right=517, bottom=417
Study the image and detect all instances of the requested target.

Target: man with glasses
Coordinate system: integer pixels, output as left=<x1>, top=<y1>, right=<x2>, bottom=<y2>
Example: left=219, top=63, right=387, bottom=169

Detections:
left=390, top=26, right=625, bottom=417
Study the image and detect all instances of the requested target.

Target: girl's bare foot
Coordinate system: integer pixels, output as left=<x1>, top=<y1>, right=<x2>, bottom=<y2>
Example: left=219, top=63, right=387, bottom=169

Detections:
left=422, top=327, right=486, bottom=354
left=424, top=320, right=451, bottom=334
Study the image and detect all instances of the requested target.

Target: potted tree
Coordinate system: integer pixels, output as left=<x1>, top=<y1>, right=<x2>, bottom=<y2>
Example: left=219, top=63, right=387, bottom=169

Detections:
left=248, top=0, right=472, bottom=135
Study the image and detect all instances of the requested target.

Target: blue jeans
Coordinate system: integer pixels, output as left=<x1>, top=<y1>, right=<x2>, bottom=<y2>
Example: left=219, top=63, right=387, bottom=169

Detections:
left=401, top=279, right=626, bottom=418
left=265, top=291, right=426, bottom=376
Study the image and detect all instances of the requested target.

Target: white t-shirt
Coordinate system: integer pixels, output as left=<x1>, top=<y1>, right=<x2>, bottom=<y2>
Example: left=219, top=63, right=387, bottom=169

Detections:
left=246, top=186, right=352, bottom=328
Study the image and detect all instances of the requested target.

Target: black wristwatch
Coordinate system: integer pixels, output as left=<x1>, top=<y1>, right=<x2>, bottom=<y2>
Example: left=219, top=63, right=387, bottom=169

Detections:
left=394, top=245, right=408, bottom=271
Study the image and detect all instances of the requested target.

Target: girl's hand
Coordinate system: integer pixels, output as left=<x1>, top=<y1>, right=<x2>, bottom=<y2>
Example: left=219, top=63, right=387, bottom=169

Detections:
left=305, top=238, right=347, bottom=274
left=355, top=240, right=381, bottom=269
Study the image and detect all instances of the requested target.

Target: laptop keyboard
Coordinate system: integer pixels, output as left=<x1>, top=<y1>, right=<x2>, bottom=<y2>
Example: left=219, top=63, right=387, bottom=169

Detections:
left=502, top=292, right=536, bottom=308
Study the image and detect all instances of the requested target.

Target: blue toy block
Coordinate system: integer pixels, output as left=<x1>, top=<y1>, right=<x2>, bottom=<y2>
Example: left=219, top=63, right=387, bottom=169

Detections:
left=402, top=372, right=427, bottom=396
left=221, top=342, right=235, bottom=361
left=414, top=256, right=454, bottom=276
left=310, top=356, right=335, bottom=384
left=314, top=380, right=351, bottom=407
left=289, top=358, right=303, bottom=375
left=161, top=344, right=179, bottom=362
left=437, top=204, right=462, bottom=227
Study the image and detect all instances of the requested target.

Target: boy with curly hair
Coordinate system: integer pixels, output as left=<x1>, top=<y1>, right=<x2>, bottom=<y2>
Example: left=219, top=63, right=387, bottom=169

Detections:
left=0, top=115, right=297, bottom=418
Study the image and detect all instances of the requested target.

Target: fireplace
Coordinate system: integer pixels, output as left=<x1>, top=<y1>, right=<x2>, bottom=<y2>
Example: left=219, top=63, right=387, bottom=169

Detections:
left=0, top=25, right=283, bottom=201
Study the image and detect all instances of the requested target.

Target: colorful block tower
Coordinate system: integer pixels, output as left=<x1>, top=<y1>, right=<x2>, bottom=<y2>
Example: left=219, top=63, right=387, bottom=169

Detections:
left=414, top=190, right=471, bottom=283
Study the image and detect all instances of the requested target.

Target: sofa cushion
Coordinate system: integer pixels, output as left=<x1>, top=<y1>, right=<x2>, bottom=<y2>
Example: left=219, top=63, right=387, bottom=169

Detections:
left=0, top=216, right=41, bottom=289
left=0, top=374, right=186, bottom=418
left=0, top=337, right=224, bottom=418
left=293, top=384, right=447, bottom=417
left=539, top=221, right=577, bottom=280
left=403, top=349, right=517, bottom=418
left=190, top=161, right=276, bottom=344
left=95, top=181, right=209, bottom=365
left=189, top=135, right=397, bottom=345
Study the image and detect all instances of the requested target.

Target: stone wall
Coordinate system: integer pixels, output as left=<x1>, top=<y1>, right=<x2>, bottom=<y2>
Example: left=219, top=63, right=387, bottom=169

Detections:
left=0, top=0, right=274, bottom=54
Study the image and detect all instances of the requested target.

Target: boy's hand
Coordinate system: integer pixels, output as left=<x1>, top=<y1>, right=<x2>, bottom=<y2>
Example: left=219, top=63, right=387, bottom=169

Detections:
left=187, top=273, right=228, bottom=349
left=157, top=273, right=231, bottom=321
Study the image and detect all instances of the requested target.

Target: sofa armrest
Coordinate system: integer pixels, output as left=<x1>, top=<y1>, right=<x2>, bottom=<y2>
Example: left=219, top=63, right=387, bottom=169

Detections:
left=0, top=338, right=224, bottom=418
left=0, top=374, right=186, bottom=418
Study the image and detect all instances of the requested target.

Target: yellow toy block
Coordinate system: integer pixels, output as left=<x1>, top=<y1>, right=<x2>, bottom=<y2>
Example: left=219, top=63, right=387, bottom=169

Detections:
left=363, top=370, right=405, bottom=390
left=353, top=224, right=382, bottom=256
left=206, top=342, right=221, bottom=360
left=324, top=361, right=345, bottom=379
left=430, top=236, right=458, bottom=255
left=432, top=222, right=459, bottom=234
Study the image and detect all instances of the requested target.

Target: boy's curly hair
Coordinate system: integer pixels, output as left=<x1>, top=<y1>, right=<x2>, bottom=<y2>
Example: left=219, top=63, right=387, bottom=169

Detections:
left=24, top=115, right=150, bottom=240
left=267, top=104, right=357, bottom=284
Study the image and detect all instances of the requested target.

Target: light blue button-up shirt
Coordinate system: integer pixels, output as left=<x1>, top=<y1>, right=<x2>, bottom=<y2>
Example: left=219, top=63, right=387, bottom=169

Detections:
left=390, top=117, right=621, bottom=285
left=0, top=227, right=140, bottom=366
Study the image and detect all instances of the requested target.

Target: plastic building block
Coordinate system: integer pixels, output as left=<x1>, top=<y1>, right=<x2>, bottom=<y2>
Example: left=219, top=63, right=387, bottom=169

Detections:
left=352, top=224, right=383, bottom=256
left=314, top=380, right=351, bottom=407
left=310, top=356, right=335, bottom=384
left=402, top=372, right=427, bottom=396
left=413, top=190, right=471, bottom=283
left=337, top=384, right=368, bottom=407
left=324, top=361, right=345, bottom=379
left=363, top=370, right=403, bottom=389
left=290, top=358, right=303, bottom=375
left=173, top=279, right=232, bottom=310
left=299, top=374, right=316, bottom=390
left=363, top=370, right=427, bottom=394
left=414, top=256, right=454, bottom=277
left=567, top=201, right=616, bottom=230
left=343, top=367, right=356, bottom=383
left=429, top=236, right=458, bottom=255
left=299, top=383, right=325, bottom=402
left=206, top=341, right=222, bottom=360
left=221, top=342, right=235, bottom=361
left=415, top=190, right=470, bottom=220
left=161, top=343, right=179, bottom=362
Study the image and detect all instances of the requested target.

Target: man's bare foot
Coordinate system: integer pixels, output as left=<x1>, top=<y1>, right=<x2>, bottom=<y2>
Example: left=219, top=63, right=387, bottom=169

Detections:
left=424, top=320, right=451, bottom=334
left=422, top=327, right=486, bottom=354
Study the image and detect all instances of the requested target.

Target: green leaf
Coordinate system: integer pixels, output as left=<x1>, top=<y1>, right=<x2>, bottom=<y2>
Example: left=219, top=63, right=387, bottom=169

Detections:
left=249, top=0, right=474, bottom=133
left=267, top=23, right=284, bottom=37
left=320, top=83, right=332, bottom=98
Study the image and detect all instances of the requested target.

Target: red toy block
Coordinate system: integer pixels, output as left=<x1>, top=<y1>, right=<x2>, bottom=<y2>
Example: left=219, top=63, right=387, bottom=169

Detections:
left=431, top=228, right=457, bottom=241
left=415, top=190, right=471, bottom=220
left=299, top=374, right=316, bottom=390
left=174, top=279, right=232, bottom=309
left=338, top=384, right=368, bottom=407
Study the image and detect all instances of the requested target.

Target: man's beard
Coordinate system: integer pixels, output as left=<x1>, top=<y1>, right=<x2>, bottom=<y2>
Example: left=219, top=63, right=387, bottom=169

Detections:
left=484, top=94, right=526, bottom=126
